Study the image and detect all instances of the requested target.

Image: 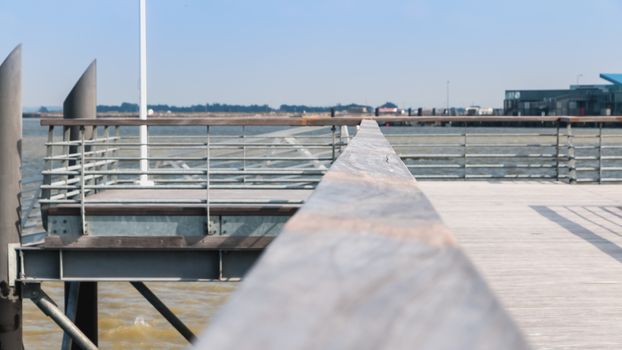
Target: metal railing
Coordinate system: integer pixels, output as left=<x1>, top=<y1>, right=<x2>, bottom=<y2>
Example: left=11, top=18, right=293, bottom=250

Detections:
left=38, top=116, right=622, bottom=213
left=39, top=121, right=346, bottom=233
left=381, top=117, right=622, bottom=183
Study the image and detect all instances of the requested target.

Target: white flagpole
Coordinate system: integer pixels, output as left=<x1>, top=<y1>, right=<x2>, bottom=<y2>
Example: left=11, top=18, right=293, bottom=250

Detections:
left=139, top=0, right=152, bottom=185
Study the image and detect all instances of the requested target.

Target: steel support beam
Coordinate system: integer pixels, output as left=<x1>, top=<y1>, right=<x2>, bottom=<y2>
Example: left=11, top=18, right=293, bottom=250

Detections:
left=18, top=248, right=261, bottom=281
left=0, top=44, right=22, bottom=350
left=130, top=282, right=196, bottom=343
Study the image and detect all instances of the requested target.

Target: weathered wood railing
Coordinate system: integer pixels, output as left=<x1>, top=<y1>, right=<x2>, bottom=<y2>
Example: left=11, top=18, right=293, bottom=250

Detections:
left=193, top=120, right=530, bottom=350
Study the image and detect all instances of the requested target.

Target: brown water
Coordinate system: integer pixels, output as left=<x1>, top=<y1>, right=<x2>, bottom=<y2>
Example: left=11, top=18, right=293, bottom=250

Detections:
left=23, top=282, right=236, bottom=349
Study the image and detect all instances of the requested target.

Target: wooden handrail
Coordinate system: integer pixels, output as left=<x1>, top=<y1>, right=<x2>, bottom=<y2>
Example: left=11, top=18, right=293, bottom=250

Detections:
left=193, top=120, right=530, bottom=350
left=38, top=114, right=622, bottom=127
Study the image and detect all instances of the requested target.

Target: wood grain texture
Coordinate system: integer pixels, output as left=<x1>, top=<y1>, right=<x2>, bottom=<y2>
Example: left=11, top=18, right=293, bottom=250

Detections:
left=419, top=182, right=622, bottom=349
left=193, top=120, right=529, bottom=350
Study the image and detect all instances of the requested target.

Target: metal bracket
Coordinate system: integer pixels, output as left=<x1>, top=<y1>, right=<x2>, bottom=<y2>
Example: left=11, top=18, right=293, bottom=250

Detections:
left=21, top=282, right=46, bottom=300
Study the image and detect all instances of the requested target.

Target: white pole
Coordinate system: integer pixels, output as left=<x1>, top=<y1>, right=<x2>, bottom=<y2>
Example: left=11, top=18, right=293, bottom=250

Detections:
left=139, top=0, right=151, bottom=185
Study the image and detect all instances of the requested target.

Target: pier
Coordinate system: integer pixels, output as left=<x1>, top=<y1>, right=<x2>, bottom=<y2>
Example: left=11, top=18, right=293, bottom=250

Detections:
left=3, top=49, right=622, bottom=349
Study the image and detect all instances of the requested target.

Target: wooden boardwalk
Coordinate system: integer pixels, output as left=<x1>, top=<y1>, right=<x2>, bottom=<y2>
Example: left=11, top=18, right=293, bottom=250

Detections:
left=419, top=181, right=622, bottom=350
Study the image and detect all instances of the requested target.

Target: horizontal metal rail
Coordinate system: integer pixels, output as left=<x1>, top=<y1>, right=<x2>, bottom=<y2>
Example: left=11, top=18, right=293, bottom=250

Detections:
left=40, top=198, right=304, bottom=204
left=43, top=169, right=326, bottom=176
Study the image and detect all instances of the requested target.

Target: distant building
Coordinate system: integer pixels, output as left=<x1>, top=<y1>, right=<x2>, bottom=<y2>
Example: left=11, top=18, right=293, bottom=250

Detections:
left=504, top=73, right=622, bottom=116
left=466, top=106, right=494, bottom=116
left=347, top=106, right=369, bottom=114
left=377, top=107, right=400, bottom=115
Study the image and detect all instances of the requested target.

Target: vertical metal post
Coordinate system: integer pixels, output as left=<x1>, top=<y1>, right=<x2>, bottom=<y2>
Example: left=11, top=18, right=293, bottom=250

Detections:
left=138, top=0, right=150, bottom=185
left=0, top=44, right=22, bottom=350
left=42, top=126, right=54, bottom=229
left=242, top=125, right=246, bottom=184
left=331, top=108, right=336, bottom=163
left=555, top=118, right=561, bottom=181
left=338, top=124, right=343, bottom=153
left=90, top=126, right=98, bottom=190
left=112, top=126, right=120, bottom=184
left=598, top=122, right=603, bottom=184
left=80, top=127, right=87, bottom=235
left=90, top=126, right=101, bottom=192
left=102, top=125, right=110, bottom=188
left=567, top=122, right=576, bottom=184
left=61, top=282, right=79, bottom=350
left=206, top=126, right=212, bottom=235
left=463, top=122, right=468, bottom=180
left=62, top=127, right=71, bottom=199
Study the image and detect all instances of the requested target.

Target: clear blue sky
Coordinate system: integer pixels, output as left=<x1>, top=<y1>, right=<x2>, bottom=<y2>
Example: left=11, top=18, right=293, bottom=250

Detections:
left=1, top=0, right=621, bottom=109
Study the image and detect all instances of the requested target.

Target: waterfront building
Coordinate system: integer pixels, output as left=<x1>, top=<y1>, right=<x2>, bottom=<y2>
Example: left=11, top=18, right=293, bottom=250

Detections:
left=504, top=73, right=622, bottom=116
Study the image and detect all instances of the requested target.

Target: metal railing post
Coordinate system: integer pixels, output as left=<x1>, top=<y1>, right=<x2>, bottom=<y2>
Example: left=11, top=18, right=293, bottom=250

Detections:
left=598, top=122, right=603, bottom=184
left=555, top=119, right=561, bottom=181
left=102, top=125, right=110, bottom=188
left=90, top=125, right=98, bottom=191
left=206, top=126, right=212, bottom=235
left=242, top=125, right=246, bottom=184
left=566, top=122, right=576, bottom=184
left=112, top=126, right=120, bottom=184
left=42, top=126, right=54, bottom=217
left=80, top=126, right=87, bottom=234
left=62, top=126, right=71, bottom=199
left=331, top=108, right=336, bottom=163
left=463, top=122, right=468, bottom=180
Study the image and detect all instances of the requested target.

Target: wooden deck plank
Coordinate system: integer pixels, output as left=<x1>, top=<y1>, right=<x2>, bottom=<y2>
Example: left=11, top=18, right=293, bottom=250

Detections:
left=418, top=181, right=622, bottom=350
